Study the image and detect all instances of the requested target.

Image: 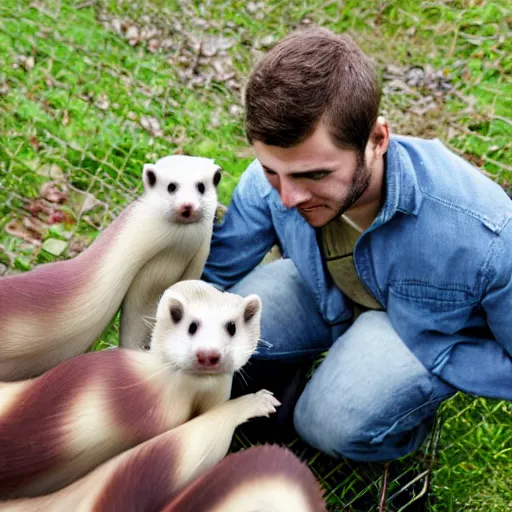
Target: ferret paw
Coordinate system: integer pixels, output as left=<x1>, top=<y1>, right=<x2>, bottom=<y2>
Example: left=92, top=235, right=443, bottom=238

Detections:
left=237, top=389, right=281, bottom=423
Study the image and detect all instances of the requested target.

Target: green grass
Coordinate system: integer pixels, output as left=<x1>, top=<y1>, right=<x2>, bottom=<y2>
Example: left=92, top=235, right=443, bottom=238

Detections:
left=0, top=0, right=511, bottom=510
left=433, top=396, right=512, bottom=511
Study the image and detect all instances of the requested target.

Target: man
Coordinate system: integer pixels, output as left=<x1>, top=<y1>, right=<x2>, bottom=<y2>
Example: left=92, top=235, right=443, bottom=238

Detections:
left=202, top=26, right=512, bottom=462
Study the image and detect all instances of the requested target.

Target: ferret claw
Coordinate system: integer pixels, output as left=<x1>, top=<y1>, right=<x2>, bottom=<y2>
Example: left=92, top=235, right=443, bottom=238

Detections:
left=235, top=388, right=282, bottom=423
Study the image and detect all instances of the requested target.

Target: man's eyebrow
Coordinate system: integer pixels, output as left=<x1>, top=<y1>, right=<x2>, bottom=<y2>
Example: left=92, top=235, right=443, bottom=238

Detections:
left=262, top=165, right=333, bottom=176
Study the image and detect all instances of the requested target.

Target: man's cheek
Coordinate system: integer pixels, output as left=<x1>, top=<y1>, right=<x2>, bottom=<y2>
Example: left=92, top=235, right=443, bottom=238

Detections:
left=265, top=174, right=280, bottom=192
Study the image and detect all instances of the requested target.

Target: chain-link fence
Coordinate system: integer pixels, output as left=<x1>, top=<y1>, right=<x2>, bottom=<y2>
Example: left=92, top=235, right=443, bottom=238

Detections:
left=1, top=1, right=511, bottom=510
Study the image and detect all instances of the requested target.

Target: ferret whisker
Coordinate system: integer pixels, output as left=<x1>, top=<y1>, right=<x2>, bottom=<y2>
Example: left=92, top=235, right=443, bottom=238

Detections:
left=141, top=317, right=156, bottom=330
left=237, top=367, right=249, bottom=389
left=141, top=313, right=157, bottom=324
left=113, top=360, right=177, bottom=390
left=241, top=359, right=253, bottom=369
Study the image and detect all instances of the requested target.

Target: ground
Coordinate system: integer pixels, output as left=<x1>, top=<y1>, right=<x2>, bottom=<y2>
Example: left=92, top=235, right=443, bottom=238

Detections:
left=0, top=1, right=511, bottom=510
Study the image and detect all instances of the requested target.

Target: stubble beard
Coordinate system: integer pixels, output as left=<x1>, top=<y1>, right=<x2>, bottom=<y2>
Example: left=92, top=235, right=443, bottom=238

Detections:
left=334, top=152, right=371, bottom=218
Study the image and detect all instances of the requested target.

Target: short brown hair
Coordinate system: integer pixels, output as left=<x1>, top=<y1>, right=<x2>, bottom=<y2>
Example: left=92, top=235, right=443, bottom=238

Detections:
left=245, top=27, right=381, bottom=153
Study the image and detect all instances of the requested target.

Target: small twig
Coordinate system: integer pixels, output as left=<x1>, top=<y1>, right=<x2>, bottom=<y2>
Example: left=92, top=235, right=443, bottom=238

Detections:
left=76, top=0, right=96, bottom=9
left=484, top=156, right=512, bottom=173
left=190, top=40, right=203, bottom=76
left=494, top=115, right=512, bottom=128
left=379, top=462, right=390, bottom=512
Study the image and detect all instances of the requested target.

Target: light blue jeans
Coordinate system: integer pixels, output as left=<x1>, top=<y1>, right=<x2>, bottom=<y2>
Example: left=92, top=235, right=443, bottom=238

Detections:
left=228, top=259, right=456, bottom=462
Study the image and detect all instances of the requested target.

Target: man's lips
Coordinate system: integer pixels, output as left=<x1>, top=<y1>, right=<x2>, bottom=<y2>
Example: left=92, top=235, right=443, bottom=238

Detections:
left=299, top=205, right=323, bottom=212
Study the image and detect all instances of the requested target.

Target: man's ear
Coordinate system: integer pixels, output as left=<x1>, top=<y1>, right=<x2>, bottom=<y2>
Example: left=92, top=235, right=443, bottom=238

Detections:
left=371, top=116, right=389, bottom=154
left=366, top=116, right=389, bottom=163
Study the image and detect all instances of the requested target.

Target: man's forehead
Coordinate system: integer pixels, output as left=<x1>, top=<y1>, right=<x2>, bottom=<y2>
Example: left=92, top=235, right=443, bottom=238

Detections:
left=254, top=143, right=357, bottom=175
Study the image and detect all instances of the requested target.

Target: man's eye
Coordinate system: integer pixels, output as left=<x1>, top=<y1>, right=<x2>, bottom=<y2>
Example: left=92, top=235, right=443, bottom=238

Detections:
left=263, top=168, right=276, bottom=176
left=307, top=172, right=328, bottom=180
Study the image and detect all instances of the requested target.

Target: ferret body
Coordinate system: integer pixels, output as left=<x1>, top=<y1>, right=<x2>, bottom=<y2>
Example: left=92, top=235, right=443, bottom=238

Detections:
left=0, top=155, right=220, bottom=381
left=0, top=280, right=262, bottom=499
left=119, top=155, right=221, bottom=351
left=0, top=396, right=324, bottom=512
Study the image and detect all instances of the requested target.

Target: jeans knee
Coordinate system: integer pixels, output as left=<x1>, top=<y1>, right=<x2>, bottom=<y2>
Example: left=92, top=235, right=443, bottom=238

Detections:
left=292, top=385, right=440, bottom=462
left=293, top=390, right=373, bottom=459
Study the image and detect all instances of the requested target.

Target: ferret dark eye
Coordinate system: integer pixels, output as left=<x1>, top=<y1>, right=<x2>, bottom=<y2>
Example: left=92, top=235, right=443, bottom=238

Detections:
left=168, top=183, right=177, bottom=193
left=196, top=182, right=205, bottom=194
left=188, top=321, right=198, bottom=335
left=226, top=321, right=236, bottom=337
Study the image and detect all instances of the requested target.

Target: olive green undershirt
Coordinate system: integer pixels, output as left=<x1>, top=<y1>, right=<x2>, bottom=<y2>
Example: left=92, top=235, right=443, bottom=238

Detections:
left=321, top=214, right=383, bottom=314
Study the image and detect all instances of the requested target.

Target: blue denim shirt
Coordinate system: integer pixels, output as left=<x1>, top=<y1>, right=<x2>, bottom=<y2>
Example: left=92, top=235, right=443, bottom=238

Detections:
left=203, top=135, right=512, bottom=401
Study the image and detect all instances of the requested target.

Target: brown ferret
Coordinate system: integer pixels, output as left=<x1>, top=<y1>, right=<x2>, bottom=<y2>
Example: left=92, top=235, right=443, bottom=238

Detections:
left=1, top=394, right=295, bottom=512
left=0, top=280, right=265, bottom=499
left=0, top=155, right=221, bottom=381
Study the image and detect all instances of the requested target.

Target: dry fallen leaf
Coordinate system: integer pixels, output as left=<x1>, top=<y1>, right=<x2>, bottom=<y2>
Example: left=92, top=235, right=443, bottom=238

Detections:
left=40, top=181, right=69, bottom=204
left=95, top=93, right=110, bottom=111
left=47, top=210, right=74, bottom=224
left=259, top=35, right=276, bottom=48
left=229, top=104, right=243, bottom=117
left=125, top=25, right=139, bottom=40
left=99, top=10, right=244, bottom=97
left=29, top=136, right=43, bottom=151
left=23, top=55, right=35, bottom=71
left=147, top=38, right=160, bottom=53
left=5, top=219, right=43, bottom=246
left=140, top=116, right=163, bottom=137
left=384, top=63, right=454, bottom=95
left=62, top=110, right=70, bottom=126
left=36, top=164, right=64, bottom=180
left=67, top=237, right=91, bottom=258
left=68, top=184, right=103, bottom=214
left=22, top=215, right=48, bottom=235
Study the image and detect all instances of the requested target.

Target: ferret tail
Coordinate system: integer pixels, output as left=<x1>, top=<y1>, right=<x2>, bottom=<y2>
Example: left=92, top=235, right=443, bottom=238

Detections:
left=161, top=444, right=327, bottom=512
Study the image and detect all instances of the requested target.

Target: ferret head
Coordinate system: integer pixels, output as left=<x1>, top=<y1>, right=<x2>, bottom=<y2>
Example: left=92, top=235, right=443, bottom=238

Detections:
left=150, top=281, right=262, bottom=375
left=141, top=155, right=221, bottom=224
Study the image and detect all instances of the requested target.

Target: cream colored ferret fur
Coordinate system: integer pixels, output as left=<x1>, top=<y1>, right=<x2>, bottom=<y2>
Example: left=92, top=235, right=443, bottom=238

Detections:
left=0, top=280, right=264, bottom=500
left=0, top=155, right=220, bottom=381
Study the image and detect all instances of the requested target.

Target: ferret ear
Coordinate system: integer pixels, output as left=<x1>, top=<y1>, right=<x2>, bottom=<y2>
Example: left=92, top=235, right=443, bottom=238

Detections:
left=168, top=297, right=184, bottom=324
left=213, top=166, right=222, bottom=187
left=143, top=164, right=157, bottom=189
left=242, top=294, right=262, bottom=323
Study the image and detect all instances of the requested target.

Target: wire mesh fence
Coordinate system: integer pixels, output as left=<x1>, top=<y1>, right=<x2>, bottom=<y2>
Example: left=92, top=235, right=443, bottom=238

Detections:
left=1, top=1, right=511, bottom=510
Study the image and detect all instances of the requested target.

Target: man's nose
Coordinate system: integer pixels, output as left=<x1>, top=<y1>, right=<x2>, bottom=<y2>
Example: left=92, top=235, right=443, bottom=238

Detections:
left=279, top=179, right=309, bottom=209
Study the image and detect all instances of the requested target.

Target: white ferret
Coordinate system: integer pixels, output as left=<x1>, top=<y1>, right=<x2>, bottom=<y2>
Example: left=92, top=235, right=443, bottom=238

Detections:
left=0, top=280, right=267, bottom=500
left=0, top=155, right=220, bottom=381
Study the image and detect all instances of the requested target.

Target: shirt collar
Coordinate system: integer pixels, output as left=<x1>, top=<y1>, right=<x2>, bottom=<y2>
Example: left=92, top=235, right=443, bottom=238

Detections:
left=379, top=137, right=423, bottom=223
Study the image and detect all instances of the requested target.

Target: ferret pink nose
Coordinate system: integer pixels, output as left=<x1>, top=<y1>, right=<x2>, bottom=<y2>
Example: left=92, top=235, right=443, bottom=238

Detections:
left=196, top=350, right=221, bottom=368
left=179, top=203, right=194, bottom=218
